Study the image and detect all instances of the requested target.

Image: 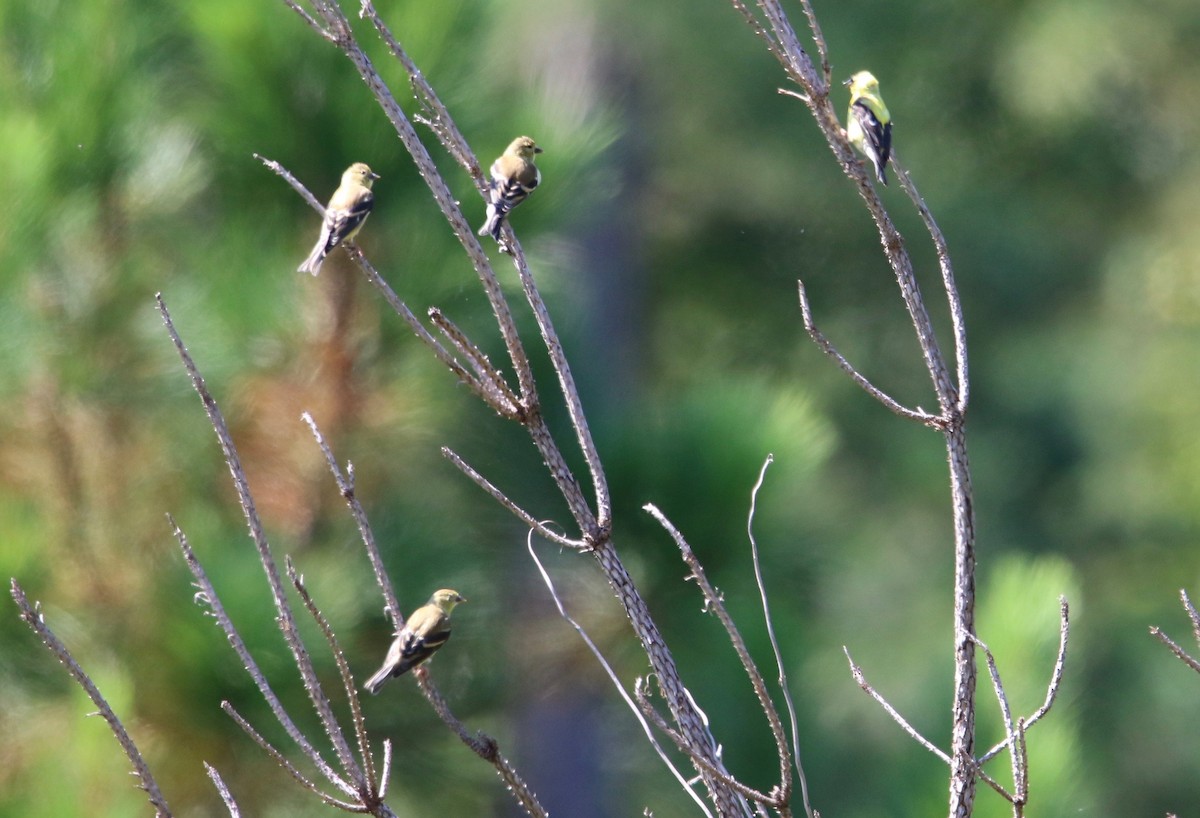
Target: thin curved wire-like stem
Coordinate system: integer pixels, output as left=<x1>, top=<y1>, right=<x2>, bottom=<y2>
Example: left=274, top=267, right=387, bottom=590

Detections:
left=11, top=580, right=174, bottom=818
left=527, top=536, right=715, bottom=818
left=746, top=456, right=813, bottom=818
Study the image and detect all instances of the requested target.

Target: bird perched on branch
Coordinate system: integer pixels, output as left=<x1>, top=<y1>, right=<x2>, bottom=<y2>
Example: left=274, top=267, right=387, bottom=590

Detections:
left=363, top=589, right=466, bottom=694
left=844, top=71, right=892, bottom=186
left=298, top=162, right=380, bottom=275
left=478, top=136, right=542, bottom=245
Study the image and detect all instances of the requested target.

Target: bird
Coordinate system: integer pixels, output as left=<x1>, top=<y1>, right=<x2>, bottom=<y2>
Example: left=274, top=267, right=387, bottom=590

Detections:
left=477, top=136, right=543, bottom=244
left=297, top=162, right=380, bottom=275
left=363, top=589, right=466, bottom=694
left=844, top=71, right=892, bottom=186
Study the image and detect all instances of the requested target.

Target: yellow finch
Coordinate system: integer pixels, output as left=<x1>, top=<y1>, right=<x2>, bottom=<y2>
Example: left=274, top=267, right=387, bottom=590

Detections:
left=845, top=71, right=892, bottom=186
left=364, top=589, right=466, bottom=694
left=298, top=162, right=380, bottom=276
left=478, top=136, right=542, bottom=243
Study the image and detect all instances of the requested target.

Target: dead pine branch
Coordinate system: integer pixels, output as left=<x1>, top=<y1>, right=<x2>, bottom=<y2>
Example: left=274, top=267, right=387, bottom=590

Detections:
left=10, top=580, right=174, bottom=818
left=1151, top=589, right=1200, bottom=675
left=724, top=2, right=989, bottom=814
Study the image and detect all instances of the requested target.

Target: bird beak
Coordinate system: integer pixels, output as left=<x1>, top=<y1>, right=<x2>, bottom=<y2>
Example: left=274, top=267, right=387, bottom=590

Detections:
left=533, top=146, right=544, bottom=154
left=370, top=171, right=381, bottom=180
left=842, top=77, right=852, bottom=86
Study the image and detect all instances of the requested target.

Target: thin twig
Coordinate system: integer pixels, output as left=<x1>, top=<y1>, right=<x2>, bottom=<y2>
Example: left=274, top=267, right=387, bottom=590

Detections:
left=11, top=580, right=173, bottom=818
left=527, top=537, right=715, bottom=818
left=169, top=517, right=356, bottom=798
left=643, top=500, right=794, bottom=810
left=746, top=456, right=813, bottom=818
left=441, top=447, right=586, bottom=550
left=302, top=412, right=402, bottom=630
left=844, top=647, right=950, bottom=764
left=893, top=151, right=968, bottom=415
left=797, top=280, right=944, bottom=427
left=1183, top=589, right=1200, bottom=647
left=969, top=633, right=1020, bottom=804
left=427, top=307, right=521, bottom=417
left=220, top=702, right=364, bottom=811
left=158, top=295, right=363, bottom=787
left=286, top=556, right=378, bottom=800
left=203, top=763, right=241, bottom=818
left=413, top=669, right=549, bottom=818
left=1150, top=627, right=1200, bottom=674
left=633, top=680, right=777, bottom=809
left=979, top=597, right=1070, bottom=763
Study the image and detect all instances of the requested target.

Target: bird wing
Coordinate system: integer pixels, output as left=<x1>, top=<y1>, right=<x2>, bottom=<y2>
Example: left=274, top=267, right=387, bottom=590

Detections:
left=850, top=100, right=891, bottom=166
left=393, top=610, right=452, bottom=674
left=323, top=189, right=375, bottom=252
left=487, top=159, right=539, bottom=217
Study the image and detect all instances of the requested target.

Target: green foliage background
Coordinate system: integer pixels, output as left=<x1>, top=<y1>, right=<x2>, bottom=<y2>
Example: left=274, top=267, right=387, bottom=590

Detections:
left=2, top=0, right=1199, bottom=815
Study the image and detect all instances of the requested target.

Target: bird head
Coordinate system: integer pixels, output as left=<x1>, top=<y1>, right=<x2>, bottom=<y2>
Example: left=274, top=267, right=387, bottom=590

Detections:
left=844, top=71, right=880, bottom=96
left=429, top=589, right=466, bottom=613
left=345, top=162, right=381, bottom=188
left=508, top=136, right=543, bottom=159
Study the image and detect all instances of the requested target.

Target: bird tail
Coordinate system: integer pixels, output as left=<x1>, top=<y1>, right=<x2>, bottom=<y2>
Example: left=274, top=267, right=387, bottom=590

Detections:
left=297, top=245, right=326, bottom=276
left=363, top=665, right=393, bottom=695
left=477, top=205, right=503, bottom=241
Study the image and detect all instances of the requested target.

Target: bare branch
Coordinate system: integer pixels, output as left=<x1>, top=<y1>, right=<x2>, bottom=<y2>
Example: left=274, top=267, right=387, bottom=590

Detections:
left=1150, top=627, right=1200, bottom=674
left=633, top=679, right=777, bottom=810
left=169, top=517, right=356, bottom=797
left=221, top=702, right=366, bottom=811
left=157, top=296, right=364, bottom=788
left=302, top=413, right=402, bottom=630
left=412, top=669, right=548, bottom=818
left=797, top=280, right=944, bottom=427
left=203, top=763, right=241, bottom=818
left=441, top=447, right=586, bottom=550
left=528, top=538, right=715, bottom=818
left=969, top=633, right=1019, bottom=803
left=427, top=307, right=522, bottom=418
left=1184, top=589, right=1200, bottom=647
left=286, top=556, right=379, bottom=800
left=643, top=500, right=794, bottom=810
left=11, top=580, right=173, bottom=818
left=980, top=597, right=1070, bottom=763
left=893, top=151, right=969, bottom=414
left=844, top=646, right=950, bottom=764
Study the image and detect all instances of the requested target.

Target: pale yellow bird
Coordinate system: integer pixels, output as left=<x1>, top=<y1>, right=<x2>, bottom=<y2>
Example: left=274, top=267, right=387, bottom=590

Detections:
left=478, top=136, right=542, bottom=243
left=363, top=589, right=466, bottom=694
left=845, top=71, right=892, bottom=186
left=298, top=162, right=379, bottom=275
